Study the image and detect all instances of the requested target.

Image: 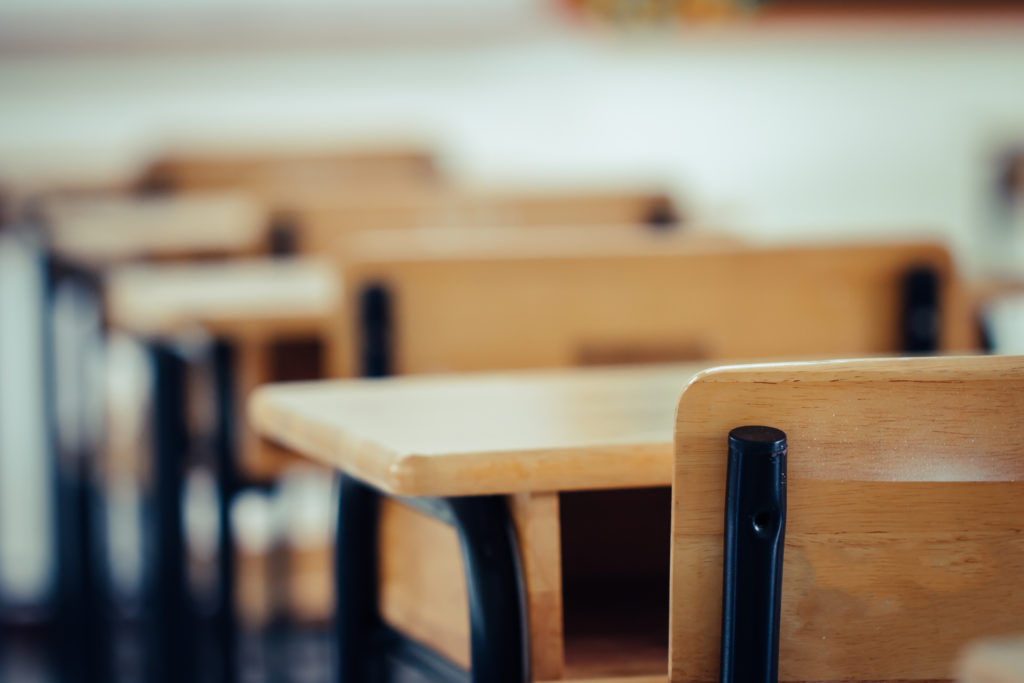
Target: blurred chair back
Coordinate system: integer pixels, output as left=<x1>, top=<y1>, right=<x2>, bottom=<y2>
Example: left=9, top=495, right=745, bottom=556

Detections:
left=136, top=146, right=438, bottom=196
left=335, top=234, right=973, bottom=376
left=285, top=187, right=680, bottom=255
left=670, top=355, right=1024, bottom=682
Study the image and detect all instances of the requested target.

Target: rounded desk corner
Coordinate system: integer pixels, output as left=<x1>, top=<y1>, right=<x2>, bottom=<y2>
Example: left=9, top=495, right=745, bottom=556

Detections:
left=246, top=384, right=278, bottom=433
left=382, top=452, right=432, bottom=498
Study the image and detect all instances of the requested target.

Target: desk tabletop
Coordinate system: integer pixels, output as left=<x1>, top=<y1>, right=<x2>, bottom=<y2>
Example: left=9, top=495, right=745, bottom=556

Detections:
left=44, top=193, right=266, bottom=266
left=106, top=257, right=340, bottom=340
left=248, top=362, right=713, bottom=497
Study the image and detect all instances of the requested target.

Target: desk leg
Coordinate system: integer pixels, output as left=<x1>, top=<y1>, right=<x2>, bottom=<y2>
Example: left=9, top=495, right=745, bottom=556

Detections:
left=211, top=341, right=239, bottom=683
left=44, top=257, right=111, bottom=683
left=334, top=476, right=528, bottom=683
left=149, top=343, right=195, bottom=683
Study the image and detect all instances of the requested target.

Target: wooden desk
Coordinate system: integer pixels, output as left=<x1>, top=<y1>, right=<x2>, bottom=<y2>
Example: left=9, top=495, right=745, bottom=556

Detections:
left=42, top=192, right=267, bottom=267
left=107, top=257, right=341, bottom=478
left=250, top=363, right=707, bottom=497
left=250, top=362, right=714, bottom=682
left=107, top=257, right=339, bottom=342
left=106, top=257, right=340, bottom=683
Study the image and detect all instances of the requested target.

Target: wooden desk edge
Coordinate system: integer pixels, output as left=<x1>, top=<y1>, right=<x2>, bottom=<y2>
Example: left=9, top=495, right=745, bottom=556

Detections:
left=248, top=385, right=674, bottom=497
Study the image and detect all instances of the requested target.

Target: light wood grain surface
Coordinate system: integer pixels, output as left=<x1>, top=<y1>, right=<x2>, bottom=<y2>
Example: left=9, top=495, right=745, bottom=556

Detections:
left=670, top=355, right=1024, bottom=682
left=958, top=635, right=1024, bottom=683
left=43, top=192, right=267, bottom=265
left=335, top=239, right=974, bottom=376
left=106, top=257, right=340, bottom=340
left=138, top=145, right=438, bottom=197
left=377, top=498, right=470, bottom=668
left=287, top=189, right=679, bottom=255
left=249, top=362, right=712, bottom=497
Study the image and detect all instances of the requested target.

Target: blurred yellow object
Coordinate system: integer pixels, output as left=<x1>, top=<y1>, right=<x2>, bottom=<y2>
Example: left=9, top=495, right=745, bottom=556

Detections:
left=569, top=0, right=749, bottom=23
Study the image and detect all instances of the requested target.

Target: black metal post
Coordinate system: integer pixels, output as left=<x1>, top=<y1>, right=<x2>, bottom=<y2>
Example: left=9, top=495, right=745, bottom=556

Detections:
left=359, top=284, right=392, bottom=378
left=334, top=475, right=382, bottom=682
left=149, top=343, right=195, bottom=683
left=43, top=253, right=111, bottom=683
left=902, top=265, right=940, bottom=353
left=267, top=212, right=299, bottom=257
left=211, top=341, right=239, bottom=683
left=448, top=497, right=528, bottom=683
left=720, top=425, right=787, bottom=683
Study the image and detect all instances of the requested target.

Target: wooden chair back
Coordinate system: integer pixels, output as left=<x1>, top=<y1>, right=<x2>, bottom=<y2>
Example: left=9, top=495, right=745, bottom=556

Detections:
left=286, top=188, right=680, bottom=255
left=136, top=146, right=438, bottom=196
left=336, top=235, right=974, bottom=376
left=670, top=355, right=1024, bottom=681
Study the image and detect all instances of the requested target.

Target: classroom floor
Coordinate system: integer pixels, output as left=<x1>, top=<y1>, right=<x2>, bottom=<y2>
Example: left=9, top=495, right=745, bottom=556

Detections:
left=0, top=626, right=333, bottom=683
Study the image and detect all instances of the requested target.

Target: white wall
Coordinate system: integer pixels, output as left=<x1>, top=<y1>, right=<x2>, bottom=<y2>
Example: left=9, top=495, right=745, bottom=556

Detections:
left=1, top=27, right=1023, bottom=268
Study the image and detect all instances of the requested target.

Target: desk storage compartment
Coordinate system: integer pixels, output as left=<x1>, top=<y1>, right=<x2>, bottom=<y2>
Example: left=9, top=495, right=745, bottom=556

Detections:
left=559, top=487, right=671, bottom=680
left=375, top=489, right=671, bottom=682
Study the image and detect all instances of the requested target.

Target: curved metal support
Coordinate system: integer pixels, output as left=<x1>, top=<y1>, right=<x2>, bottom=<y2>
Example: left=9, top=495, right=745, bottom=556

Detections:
left=334, top=476, right=528, bottom=683
left=334, top=475, right=381, bottom=682
left=448, top=497, right=528, bottom=683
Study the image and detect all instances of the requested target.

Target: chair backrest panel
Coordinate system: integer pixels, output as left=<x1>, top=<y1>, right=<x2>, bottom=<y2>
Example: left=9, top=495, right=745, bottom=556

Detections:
left=670, top=355, right=1024, bottom=682
left=339, top=240, right=973, bottom=376
left=138, top=148, right=438, bottom=195
left=293, top=190, right=678, bottom=255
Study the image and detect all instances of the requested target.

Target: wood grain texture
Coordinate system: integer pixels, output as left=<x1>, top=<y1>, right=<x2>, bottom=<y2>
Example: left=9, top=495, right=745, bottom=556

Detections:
left=43, top=192, right=266, bottom=266
left=377, top=497, right=470, bottom=669
left=669, top=355, right=1024, bottom=682
left=336, top=239, right=974, bottom=376
left=289, top=190, right=680, bottom=255
left=957, top=635, right=1024, bottom=683
left=511, top=492, right=565, bottom=681
left=106, top=257, right=340, bottom=340
left=250, top=362, right=710, bottom=497
left=138, top=145, right=438, bottom=198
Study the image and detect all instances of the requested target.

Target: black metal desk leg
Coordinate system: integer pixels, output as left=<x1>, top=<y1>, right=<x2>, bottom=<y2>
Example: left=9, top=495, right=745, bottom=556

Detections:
left=333, top=481, right=529, bottom=683
left=720, top=426, right=787, bottom=683
left=45, top=258, right=111, bottom=683
left=448, top=497, right=528, bottom=683
left=211, top=341, right=239, bottom=683
left=334, top=475, right=381, bottom=682
left=149, top=343, right=195, bottom=683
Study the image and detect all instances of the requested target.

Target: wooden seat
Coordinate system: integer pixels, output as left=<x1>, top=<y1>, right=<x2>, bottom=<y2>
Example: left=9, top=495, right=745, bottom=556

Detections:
left=670, top=355, right=1024, bottom=682
left=335, top=235, right=975, bottom=376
